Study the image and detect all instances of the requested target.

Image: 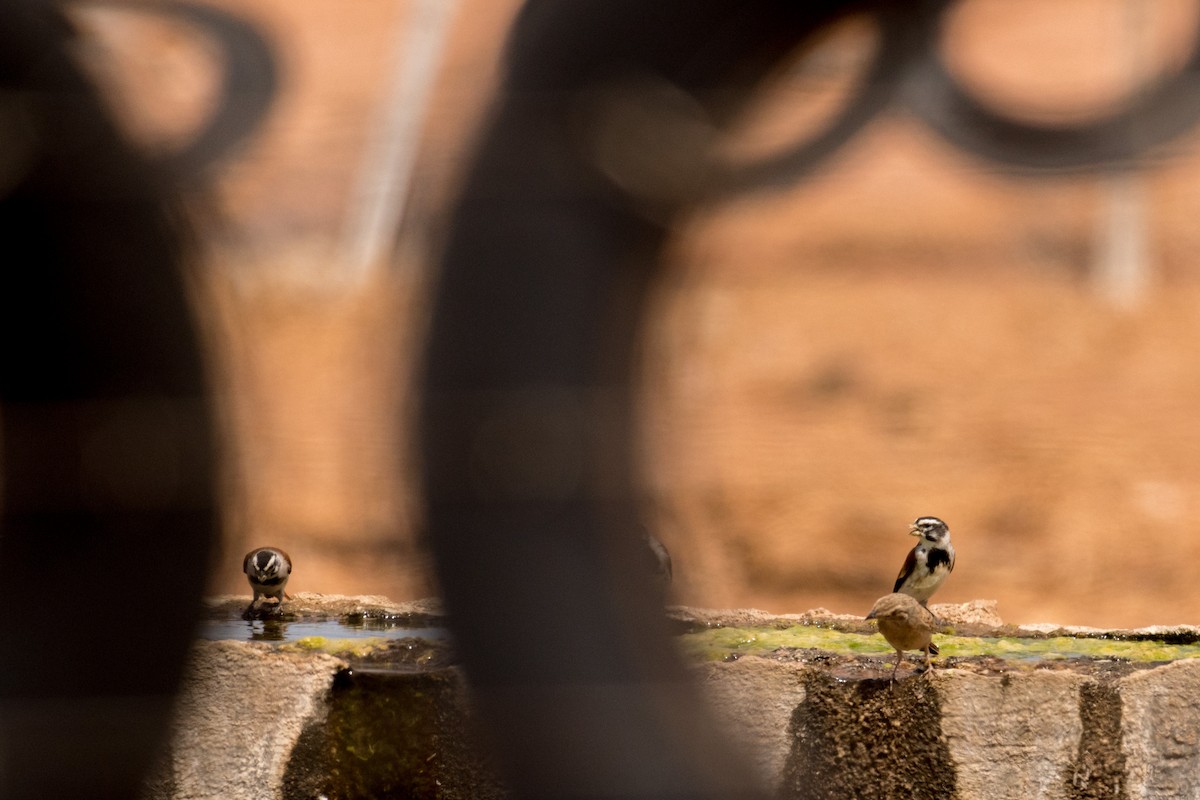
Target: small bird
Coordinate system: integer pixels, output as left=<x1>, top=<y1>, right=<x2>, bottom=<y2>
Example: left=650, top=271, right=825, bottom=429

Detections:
left=643, top=529, right=673, bottom=586
left=892, top=516, right=955, bottom=606
left=243, top=546, right=292, bottom=619
left=866, top=592, right=940, bottom=682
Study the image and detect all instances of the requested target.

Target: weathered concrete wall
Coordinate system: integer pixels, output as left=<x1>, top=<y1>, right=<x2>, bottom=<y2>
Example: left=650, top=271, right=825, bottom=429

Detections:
left=694, top=656, right=1200, bottom=800
left=157, top=599, right=1200, bottom=800
left=1121, top=660, right=1200, bottom=800
left=696, top=658, right=809, bottom=787
left=145, top=642, right=345, bottom=800
left=938, top=671, right=1087, bottom=800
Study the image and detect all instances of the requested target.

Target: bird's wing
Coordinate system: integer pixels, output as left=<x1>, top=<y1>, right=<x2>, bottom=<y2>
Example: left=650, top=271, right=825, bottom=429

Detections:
left=893, top=546, right=918, bottom=593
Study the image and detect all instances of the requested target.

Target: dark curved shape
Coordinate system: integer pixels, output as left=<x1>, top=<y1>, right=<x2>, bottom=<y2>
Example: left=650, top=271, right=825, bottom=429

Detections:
left=419, top=1, right=885, bottom=797
left=712, top=1, right=945, bottom=196
left=0, top=3, right=216, bottom=799
left=72, top=0, right=279, bottom=182
left=905, top=9, right=1200, bottom=173
left=717, top=0, right=1200, bottom=186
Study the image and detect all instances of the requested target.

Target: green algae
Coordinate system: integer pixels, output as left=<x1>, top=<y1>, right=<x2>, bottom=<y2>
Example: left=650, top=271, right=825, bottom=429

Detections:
left=680, top=625, right=885, bottom=661
left=679, top=625, right=1200, bottom=663
left=936, top=635, right=1200, bottom=663
left=285, top=636, right=391, bottom=657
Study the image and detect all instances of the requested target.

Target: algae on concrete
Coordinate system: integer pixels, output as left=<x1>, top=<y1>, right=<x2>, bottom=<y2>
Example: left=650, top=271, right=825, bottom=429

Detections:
left=680, top=624, right=1200, bottom=664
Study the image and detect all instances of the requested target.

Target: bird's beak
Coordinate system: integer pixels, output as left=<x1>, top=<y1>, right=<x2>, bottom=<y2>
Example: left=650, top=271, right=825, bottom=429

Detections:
left=909, top=526, right=921, bottom=537
left=865, top=610, right=877, bottom=620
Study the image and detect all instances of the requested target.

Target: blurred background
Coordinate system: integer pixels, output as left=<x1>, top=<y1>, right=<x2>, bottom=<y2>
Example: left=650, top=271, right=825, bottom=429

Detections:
left=63, top=0, right=1200, bottom=628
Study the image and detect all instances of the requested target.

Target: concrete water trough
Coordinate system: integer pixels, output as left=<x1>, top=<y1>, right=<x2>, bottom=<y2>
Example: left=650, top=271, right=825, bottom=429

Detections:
left=147, top=595, right=1200, bottom=800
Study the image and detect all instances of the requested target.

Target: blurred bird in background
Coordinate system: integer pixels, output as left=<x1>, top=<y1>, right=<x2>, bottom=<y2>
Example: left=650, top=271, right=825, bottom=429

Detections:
left=643, top=528, right=673, bottom=587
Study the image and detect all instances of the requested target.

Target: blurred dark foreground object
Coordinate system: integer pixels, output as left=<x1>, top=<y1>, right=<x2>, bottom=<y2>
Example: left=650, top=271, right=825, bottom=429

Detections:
left=0, top=1, right=272, bottom=797
left=420, top=2, right=897, bottom=798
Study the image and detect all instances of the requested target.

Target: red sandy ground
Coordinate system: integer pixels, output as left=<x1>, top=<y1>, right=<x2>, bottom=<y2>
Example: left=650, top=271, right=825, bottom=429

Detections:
left=74, top=0, right=1200, bottom=628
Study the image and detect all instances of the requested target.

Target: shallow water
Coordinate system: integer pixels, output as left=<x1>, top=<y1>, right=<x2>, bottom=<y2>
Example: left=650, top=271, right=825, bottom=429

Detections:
left=201, top=618, right=447, bottom=643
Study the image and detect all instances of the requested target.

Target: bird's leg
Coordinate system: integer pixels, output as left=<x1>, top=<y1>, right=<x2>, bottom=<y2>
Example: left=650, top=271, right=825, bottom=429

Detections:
left=920, top=645, right=935, bottom=679
left=242, top=592, right=263, bottom=620
left=890, top=649, right=903, bottom=683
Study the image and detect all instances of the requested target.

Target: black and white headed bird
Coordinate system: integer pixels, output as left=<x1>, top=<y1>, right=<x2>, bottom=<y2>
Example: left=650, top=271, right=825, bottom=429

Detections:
left=892, top=516, right=955, bottom=606
left=243, top=546, right=292, bottom=618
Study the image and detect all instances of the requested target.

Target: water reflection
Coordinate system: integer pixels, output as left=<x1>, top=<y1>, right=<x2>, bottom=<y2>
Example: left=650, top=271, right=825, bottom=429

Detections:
left=252, top=619, right=289, bottom=642
left=200, top=617, right=446, bottom=643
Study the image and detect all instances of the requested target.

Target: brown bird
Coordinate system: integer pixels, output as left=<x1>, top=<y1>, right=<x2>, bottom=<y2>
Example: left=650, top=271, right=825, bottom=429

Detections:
left=243, top=546, right=292, bottom=619
left=866, top=592, right=940, bottom=682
